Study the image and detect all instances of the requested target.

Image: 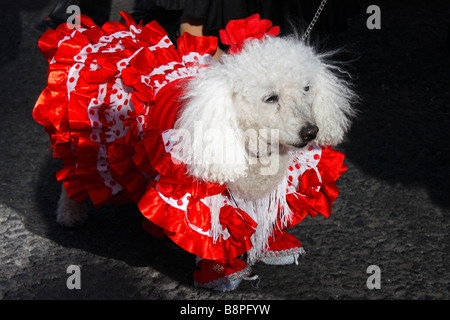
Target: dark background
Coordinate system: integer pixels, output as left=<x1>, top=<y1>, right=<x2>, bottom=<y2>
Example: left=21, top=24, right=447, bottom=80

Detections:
left=0, top=0, right=448, bottom=300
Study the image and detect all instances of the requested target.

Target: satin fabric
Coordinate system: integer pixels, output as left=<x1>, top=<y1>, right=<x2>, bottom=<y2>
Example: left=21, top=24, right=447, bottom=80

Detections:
left=34, top=12, right=217, bottom=208
left=34, top=12, right=347, bottom=261
left=138, top=120, right=347, bottom=260
left=219, top=13, right=280, bottom=53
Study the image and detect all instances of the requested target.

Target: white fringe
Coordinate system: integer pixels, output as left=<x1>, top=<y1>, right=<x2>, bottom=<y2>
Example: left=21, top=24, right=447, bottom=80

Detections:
left=208, top=193, right=226, bottom=243
left=228, top=178, right=293, bottom=265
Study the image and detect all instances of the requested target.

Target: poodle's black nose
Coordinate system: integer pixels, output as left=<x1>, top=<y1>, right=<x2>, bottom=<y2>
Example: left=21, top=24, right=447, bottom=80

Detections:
left=300, top=125, right=319, bottom=142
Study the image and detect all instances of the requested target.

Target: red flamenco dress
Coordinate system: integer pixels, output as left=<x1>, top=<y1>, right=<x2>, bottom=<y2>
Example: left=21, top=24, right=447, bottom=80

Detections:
left=33, top=13, right=347, bottom=291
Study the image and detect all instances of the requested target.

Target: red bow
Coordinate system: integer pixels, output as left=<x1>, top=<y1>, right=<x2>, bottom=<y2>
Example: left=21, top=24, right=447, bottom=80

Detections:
left=219, top=14, right=280, bottom=54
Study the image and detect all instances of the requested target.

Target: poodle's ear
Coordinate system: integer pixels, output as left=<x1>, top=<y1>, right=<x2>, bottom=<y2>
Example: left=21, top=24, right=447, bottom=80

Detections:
left=174, top=72, right=248, bottom=184
left=311, top=64, right=357, bottom=147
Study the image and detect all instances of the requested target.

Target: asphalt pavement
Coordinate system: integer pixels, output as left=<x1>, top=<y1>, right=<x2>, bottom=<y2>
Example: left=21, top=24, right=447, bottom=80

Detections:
left=0, top=0, right=448, bottom=302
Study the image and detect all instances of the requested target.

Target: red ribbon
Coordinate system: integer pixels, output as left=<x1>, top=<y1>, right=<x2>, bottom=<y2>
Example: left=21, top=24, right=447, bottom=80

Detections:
left=219, top=13, right=280, bottom=54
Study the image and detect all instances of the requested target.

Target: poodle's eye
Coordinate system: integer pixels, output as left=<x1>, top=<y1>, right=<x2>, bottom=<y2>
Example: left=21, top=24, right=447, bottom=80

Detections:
left=264, top=94, right=279, bottom=104
left=303, top=85, right=310, bottom=92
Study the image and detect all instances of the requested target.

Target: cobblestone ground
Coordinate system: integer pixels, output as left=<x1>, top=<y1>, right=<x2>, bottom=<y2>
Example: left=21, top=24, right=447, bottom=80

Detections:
left=0, top=0, right=448, bottom=302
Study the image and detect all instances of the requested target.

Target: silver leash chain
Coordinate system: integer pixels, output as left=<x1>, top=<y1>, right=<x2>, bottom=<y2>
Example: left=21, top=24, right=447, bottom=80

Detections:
left=302, top=0, right=328, bottom=41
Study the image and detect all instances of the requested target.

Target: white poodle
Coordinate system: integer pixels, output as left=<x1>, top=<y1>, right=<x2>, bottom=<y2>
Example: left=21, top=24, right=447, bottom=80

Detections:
left=37, top=13, right=356, bottom=291
left=175, top=35, right=355, bottom=195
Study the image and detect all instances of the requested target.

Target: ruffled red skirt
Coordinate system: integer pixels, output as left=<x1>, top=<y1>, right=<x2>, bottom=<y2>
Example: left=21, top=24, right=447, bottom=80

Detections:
left=34, top=13, right=347, bottom=261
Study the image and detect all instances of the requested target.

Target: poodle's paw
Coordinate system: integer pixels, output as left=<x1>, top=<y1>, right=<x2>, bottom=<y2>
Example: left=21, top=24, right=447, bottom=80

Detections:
left=193, top=258, right=258, bottom=292
left=260, top=232, right=306, bottom=265
left=56, top=200, right=87, bottom=227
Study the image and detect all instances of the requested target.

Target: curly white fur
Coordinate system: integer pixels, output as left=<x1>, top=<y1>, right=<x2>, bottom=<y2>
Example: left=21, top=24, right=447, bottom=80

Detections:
left=174, top=35, right=356, bottom=199
left=57, top=34, right=356, bottom=233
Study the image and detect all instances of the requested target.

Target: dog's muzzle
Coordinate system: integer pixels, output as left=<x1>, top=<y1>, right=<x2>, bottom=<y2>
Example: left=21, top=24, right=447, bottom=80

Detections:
left=290, top=125, right=319, bottom=148
left=300, top=125, right=319, bottom=142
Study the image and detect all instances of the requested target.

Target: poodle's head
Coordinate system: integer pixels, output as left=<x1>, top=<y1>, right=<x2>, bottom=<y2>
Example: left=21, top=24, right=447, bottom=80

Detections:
left=174, top=35, right=356, bottom=184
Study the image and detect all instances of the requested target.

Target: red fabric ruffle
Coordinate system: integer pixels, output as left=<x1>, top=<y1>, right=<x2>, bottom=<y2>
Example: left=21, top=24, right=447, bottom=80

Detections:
left=136, top=86, right=258, bottom=259
left=285, top=147, right=347, bottom=228
left=136, top=112, right=346, bottom=260
left=34, top=13, right=347, bottom=263
left=219, top=13, right=280, bottom=54
left=33, top=12, right=217, bottom=208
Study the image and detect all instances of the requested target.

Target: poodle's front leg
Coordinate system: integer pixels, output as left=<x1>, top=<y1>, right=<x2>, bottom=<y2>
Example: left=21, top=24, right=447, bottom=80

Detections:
left=56, top=186, right=87, bottom=227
